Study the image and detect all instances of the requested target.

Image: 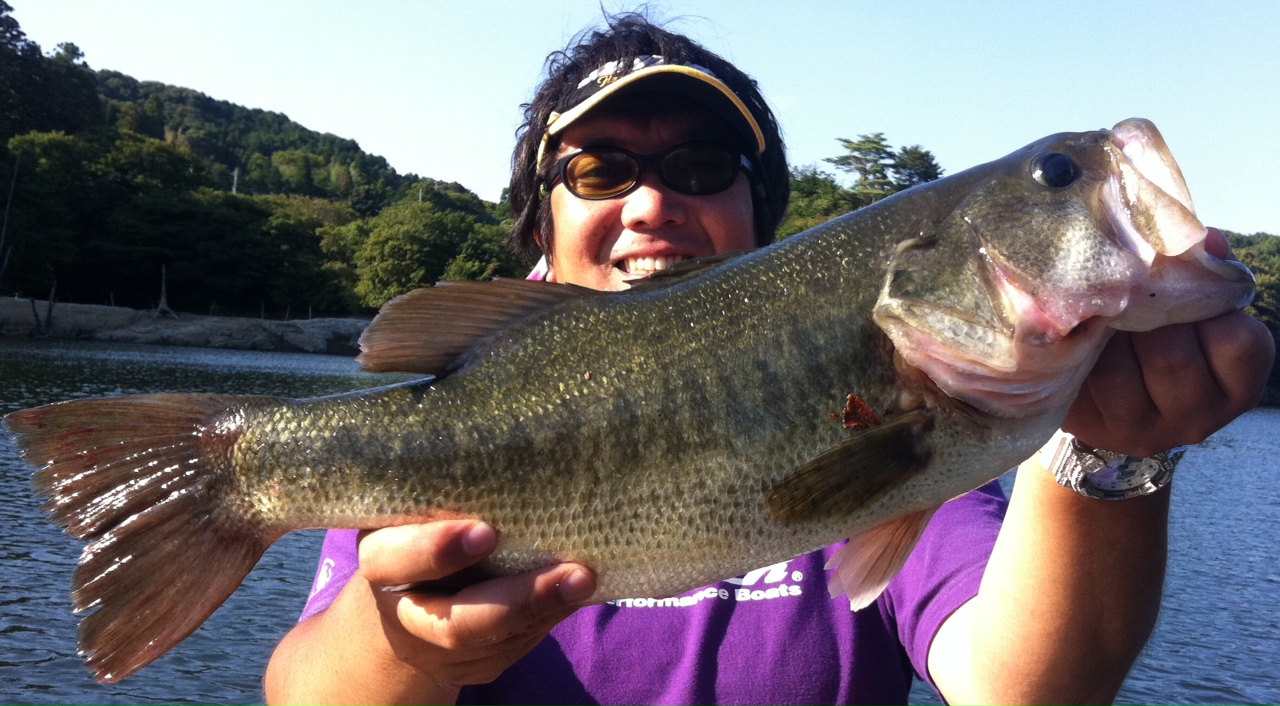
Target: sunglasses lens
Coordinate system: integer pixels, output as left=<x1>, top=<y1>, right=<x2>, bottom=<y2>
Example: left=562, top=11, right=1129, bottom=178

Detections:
left=565, top=150, right=640, bottom=198
left=558, top=143, right=743, bottom=199
left=661, top=145, right=740, bottom=195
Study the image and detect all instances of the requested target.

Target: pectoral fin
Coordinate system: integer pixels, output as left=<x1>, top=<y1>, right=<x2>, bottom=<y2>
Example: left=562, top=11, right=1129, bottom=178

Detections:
left=764, top=408, right=933, bottom=523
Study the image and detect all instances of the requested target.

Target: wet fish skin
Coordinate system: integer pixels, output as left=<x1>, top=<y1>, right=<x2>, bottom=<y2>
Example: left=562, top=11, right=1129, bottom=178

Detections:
left=3, top=119, right=1255, bottom=683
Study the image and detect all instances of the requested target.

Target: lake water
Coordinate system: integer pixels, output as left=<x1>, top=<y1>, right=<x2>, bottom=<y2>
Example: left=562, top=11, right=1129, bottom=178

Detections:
left=0, top=338, right=1276, bottom=705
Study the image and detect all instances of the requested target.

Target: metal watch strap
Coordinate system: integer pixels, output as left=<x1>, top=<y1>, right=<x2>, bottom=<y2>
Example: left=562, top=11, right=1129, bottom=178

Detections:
left=1038, top=429, right=1186, bottom=500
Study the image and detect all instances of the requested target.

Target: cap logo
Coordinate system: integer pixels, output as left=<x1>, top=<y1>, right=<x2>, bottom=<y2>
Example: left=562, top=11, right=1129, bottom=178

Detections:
left=577, top=57, right=659, bottom=90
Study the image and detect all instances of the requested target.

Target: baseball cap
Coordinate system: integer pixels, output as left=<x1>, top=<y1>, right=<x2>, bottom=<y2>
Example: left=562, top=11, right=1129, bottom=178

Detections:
left=534, top=55, right=768, bottom=171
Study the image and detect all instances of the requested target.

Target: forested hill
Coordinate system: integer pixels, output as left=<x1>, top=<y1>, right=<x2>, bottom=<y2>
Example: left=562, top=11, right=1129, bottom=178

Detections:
left=95, top=69, right=417, bottom=211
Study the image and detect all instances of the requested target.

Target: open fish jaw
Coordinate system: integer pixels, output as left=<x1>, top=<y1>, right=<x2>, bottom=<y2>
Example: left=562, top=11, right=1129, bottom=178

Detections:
left=1102, top=119, right=1256, bottom=330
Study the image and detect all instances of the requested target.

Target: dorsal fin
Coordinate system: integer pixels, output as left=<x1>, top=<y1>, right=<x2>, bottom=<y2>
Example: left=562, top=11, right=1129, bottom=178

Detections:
left=357, top=278, right=592, bottom=375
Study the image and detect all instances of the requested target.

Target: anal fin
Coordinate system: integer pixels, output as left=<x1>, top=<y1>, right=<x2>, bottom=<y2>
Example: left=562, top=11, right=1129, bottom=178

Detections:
left=826, top=507, right=938, bottom=610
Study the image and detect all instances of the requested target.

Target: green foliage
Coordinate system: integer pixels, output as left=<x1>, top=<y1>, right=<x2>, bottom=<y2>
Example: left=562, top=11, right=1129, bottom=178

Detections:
left=353, top=204, right=478, bottom=308
left=442, top=222, right=525, bottom=282
left=825, top=133, right=895, bottom=203
left=5, top=130, right=108, bottom=295
left=0, top=4, right=104, bottom=148
left=891, top=145, right=943, bottom=188
left=253, top=194, right=360, bottom=229
left=776, top=166, right=859, bottom=240
left=0, top=8, right=518, bottom=317
left=778, top=135, right=943, bottom=240
left=98, top=131, right=213, bottom=193
left=401, top=178, right=498, bottom=223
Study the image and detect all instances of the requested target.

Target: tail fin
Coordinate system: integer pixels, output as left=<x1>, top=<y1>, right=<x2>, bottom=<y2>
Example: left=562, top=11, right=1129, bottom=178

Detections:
left=5, top=393, right=279, bottom=683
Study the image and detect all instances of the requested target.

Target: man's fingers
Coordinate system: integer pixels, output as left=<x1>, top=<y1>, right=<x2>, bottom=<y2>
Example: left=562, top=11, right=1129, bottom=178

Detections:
left=1129, top=322, right=1221, bottom=418
left=396, top=563, right=596, bottom=652
left=1195, top=310, right=1275, bottom=416
left=1068, top=331, right=1159, bottom=448
left=358, top=521, right=497, bottom=586
left=1067, top=309, right=1275, bottom=455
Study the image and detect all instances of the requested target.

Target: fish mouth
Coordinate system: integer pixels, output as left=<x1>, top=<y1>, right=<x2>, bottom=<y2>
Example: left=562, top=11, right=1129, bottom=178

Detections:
left=1104, top=118, right=1201, bottom=263
left=1102, top=119, right=1256, bottom=330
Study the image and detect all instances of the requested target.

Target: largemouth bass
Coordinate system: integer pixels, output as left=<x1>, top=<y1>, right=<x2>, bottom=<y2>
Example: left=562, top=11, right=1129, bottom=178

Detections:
left=4, top=119, right=1255, bottom=683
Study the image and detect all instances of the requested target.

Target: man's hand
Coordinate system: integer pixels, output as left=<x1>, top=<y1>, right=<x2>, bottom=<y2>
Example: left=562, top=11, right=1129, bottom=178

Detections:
left=1065, top=308, right=1274, bottom=456
left=358, top=521, right=597, bottom=689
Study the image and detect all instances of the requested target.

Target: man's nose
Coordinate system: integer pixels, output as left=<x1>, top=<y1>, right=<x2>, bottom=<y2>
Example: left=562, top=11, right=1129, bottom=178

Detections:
left=620, top=173, right=687, bottom=231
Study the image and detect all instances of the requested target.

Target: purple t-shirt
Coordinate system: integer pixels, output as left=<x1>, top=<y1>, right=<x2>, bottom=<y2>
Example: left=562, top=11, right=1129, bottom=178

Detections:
left=299, top=481, right=1006, bottom=705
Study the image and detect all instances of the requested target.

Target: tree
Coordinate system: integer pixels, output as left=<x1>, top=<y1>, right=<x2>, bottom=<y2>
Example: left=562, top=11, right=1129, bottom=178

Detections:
left=354, top=204, right=477, bottom=308
left=824, top=134, right=944, bottom=206
left=825, top=133, right=895, bottom=204
left=4, top=130, right=105, bottom=297
left=0, top=2, right=45, bottom=144
left=0, top=7, right=103, bottom=145
left=96, top=131, right=212, bottom=194
left=776, top=166, right=858, bottom=239
left=890, top=145, right=943, bottom=190
left=442, top=222, right=524, bottom=281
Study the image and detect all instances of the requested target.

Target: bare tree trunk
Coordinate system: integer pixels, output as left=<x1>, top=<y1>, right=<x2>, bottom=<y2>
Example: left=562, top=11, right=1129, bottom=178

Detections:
left=0, top=154, right=19, bottom=292
left=28, top=280, right=55, bottom=336
left=154, top=264, right=178, bottom=318
left=28, top=297, right=41, bottom=335
left=44, top=281, right=55, bottom=329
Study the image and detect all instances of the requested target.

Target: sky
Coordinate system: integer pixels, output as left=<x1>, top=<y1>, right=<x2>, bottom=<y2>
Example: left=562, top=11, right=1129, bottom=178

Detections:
left=11, top=0, right=1280, bottom=234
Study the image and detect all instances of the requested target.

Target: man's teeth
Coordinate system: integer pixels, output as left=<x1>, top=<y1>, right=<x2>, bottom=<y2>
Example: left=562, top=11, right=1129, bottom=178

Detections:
left=619, top=255, right=688, bottom=275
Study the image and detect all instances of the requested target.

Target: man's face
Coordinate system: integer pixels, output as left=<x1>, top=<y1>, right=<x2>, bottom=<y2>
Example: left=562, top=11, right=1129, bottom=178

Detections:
left=541, top=103, right=756, bottom=291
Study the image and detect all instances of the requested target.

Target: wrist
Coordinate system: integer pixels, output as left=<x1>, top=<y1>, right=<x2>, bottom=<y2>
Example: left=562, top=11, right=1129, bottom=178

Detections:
left=1036, top=429, right=1185, bottom=500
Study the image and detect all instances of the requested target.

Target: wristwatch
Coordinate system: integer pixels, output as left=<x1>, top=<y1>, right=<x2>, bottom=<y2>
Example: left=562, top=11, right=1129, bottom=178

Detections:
left=1037, top=429, right=1186, bottom=500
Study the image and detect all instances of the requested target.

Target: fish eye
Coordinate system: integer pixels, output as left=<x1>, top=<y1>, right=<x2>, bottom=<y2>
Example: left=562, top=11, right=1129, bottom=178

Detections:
left=1031, top=152, right=1080, bottom=188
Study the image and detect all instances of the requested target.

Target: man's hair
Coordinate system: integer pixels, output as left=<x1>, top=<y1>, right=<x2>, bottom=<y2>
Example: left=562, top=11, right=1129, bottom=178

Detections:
left=508, top=13, right=790, bottom=264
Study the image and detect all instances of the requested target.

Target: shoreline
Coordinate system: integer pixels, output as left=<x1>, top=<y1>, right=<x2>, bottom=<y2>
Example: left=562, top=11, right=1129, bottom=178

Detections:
left=0, top=298, right=369, bottom=356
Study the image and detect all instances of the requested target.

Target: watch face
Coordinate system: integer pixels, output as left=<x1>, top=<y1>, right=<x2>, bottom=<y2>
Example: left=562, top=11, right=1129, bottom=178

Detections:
left=1088, top=459, right=1161, bottom=493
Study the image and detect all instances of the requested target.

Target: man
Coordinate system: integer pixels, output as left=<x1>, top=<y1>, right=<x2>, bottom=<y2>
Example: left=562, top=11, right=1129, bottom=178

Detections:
left=266, top=15, right=1273, bottom=704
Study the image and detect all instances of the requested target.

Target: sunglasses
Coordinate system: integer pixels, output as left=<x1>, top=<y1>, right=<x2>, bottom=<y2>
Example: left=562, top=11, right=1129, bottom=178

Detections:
left=545, top=141, right=752, bottom=200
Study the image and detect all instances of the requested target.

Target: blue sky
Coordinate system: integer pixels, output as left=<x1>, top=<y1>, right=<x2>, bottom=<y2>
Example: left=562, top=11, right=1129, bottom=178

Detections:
left=12, top=0, right=1279, bottom=234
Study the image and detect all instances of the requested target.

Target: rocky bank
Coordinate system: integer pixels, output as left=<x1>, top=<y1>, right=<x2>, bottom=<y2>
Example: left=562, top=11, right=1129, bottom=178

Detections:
left=0, top=298, right=369, bottom=356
